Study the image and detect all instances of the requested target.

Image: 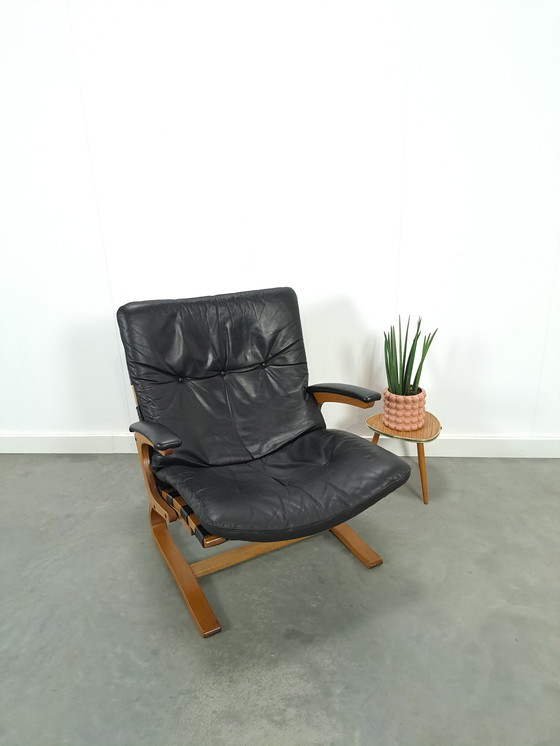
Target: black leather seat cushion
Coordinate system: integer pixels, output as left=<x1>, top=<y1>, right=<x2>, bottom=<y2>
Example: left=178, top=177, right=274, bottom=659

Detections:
left=157, top=428, right=411, bottom=542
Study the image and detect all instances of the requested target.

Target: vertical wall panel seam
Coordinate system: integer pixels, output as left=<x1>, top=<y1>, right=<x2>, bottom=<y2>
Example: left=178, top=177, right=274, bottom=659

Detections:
left=65, top=0, right=132, bottom=428
left=394, top=0, right=413, bottom=317
left=531, top=243, right=560, bottom=435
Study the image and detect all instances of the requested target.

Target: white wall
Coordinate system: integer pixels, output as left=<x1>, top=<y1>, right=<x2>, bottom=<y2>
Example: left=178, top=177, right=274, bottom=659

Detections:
left=1, top=0, right=559, bottom=456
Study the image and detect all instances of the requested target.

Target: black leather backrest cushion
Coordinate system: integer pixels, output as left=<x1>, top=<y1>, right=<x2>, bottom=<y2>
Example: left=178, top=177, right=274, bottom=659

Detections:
left=117, top=287, right=325, bottom=468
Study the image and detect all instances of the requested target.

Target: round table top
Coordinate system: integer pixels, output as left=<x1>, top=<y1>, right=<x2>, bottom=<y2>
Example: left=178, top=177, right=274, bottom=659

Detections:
left=365, top=411, right=442, bottom=443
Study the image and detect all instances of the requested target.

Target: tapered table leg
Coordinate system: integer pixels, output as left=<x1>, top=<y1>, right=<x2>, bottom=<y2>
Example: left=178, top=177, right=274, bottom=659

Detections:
left=371, top=432, right=380, bottom=445
left=417, top=442, right=429, bottom=504
left=365, top=411, right=441, bottom=506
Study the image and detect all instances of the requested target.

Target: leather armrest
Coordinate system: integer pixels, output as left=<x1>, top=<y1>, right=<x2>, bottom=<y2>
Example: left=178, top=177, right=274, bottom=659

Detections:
left=129, top=421, right=182, bottom=451
left=308, top=383, right=381, bottom=409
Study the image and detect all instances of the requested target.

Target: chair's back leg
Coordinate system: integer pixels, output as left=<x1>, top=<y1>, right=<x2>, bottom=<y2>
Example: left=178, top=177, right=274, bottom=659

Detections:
left=329, top=523, right=383, bottom=568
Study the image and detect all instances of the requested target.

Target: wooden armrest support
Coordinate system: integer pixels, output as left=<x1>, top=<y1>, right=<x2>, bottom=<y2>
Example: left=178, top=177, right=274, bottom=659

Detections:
left=134, top=432, right=178, bottom=523
left=308, top=383, right=381, bottom=410
left=129, top=421, right=182, bottom=453
left=134, top=431, right=175, bottom=457
left=311, top=391, right=377, bottom=409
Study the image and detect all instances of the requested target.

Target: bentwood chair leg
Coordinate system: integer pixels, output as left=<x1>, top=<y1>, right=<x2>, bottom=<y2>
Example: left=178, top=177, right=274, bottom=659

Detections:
left=417, top=442, right=429, bottom=505
left=330, top=523, right=383, bottom=568
left=149, top=507, right=222, bottom=637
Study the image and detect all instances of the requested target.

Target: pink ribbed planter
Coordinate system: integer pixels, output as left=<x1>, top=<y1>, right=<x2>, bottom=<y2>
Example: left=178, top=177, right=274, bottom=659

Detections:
left=383, top=387, right=427, bottom=431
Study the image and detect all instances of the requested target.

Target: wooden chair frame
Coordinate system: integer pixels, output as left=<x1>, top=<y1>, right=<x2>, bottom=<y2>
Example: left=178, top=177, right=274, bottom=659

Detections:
left=135, top=392, right=383, bottom=637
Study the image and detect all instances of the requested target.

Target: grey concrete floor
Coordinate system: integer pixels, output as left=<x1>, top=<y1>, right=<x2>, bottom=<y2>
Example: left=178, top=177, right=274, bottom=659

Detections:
left=0, top=454, right=559, bottom=746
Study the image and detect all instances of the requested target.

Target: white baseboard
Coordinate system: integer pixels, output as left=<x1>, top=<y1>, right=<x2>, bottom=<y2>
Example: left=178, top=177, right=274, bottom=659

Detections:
left=0, top=433, right=558, bottom=457
left=0, top=434, right=137, bottom=454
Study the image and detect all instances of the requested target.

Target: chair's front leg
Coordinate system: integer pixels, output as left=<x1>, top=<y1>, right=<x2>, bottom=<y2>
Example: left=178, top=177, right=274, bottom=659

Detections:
left=133, top=432, right=221, bottom=637
left=149, top=507, right=222, bottom=638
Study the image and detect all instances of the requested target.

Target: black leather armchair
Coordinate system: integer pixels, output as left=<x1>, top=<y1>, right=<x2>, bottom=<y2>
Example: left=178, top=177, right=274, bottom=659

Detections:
left=117, top=287, right=410, bottom=637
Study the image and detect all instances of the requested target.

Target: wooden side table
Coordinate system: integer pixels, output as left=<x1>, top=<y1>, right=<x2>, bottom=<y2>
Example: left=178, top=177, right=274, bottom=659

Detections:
left=365, top=412, right=442, bottom=504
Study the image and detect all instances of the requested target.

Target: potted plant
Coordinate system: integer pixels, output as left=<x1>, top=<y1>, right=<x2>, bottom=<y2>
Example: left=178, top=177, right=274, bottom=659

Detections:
left=383, top=317, right=437, bottom=431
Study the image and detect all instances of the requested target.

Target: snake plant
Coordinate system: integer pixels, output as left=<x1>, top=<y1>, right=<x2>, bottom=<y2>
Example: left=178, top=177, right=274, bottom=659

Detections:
left=384, top=317, right=437, bottom=396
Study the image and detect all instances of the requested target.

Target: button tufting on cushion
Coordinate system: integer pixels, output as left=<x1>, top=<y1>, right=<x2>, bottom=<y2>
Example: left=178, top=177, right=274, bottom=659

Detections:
left=117, top=289, right=326, bottom=468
